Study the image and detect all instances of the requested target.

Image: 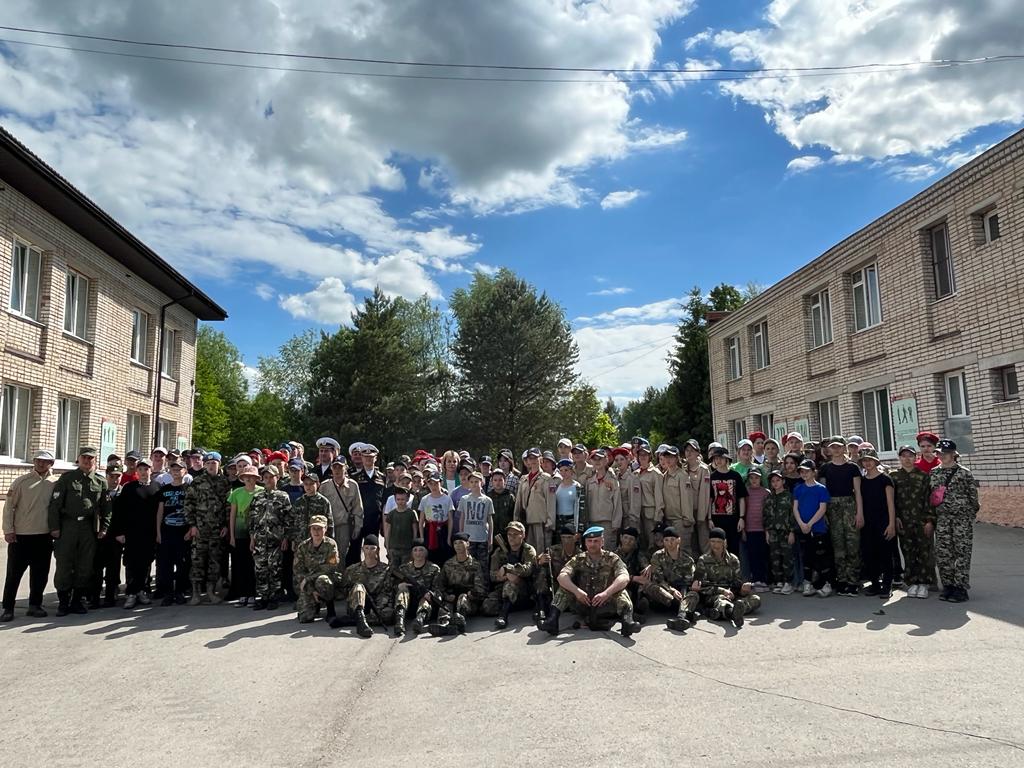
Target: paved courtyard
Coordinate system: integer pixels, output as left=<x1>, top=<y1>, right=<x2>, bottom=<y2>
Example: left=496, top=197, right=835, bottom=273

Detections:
left=1, top=523, right=1022, bottom=768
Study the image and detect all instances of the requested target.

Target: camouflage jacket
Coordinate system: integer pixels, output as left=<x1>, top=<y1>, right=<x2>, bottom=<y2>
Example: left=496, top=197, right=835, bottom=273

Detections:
left=342, top=560, right=392, bottom=600
left=558, top=550, right=628, bottom=595
left=393, top=560, right=441, bottom=594
left=762, top=490, right=794, bottom=535
left=614, top=545, right=649, bottom=577
left=490, top=543, right=537, bottom=582
left=248, top=488, right=291, bottom=542
left=891, top=467, right=932, bottom=526
left=649, top=548, right=695, bottom=591
left=929, top=463, right=980, bottom=518
left=438, top=555, right=487, bottom=602
left=184, top=472, right=231, bottom=531
left=534, top=544, right=578, bottom=591
left=293, top=536, right=341, bottom=584
left=290, top=492, right=333, bottom=543
left=694, top=551, right=743, bottom=598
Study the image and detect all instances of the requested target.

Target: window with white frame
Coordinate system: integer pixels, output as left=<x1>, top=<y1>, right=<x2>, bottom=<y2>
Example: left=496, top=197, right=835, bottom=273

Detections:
left=944, top=370, right=969, bottom=417
left=726, top=335, right=742, bottom=381
left=852, top=264, right=882, bottom=331
left=860, top=387, right=894, bottom=453
left=157, top=418, right=174, bottom=449
left=730, top=419, right=747, bottom=449
left=998, top=366, right=1019, bottom=400
left=126, top=412, right=143, bottom=454
left=983, top=210, right=1001, bottom=243
left=752, top=320, right=770, bottom=370
left=809, top=288, right=833, bottom=348
left=817, top=399, right=841, bottom=439
left=160, top=329, right=177, bottom=379
left=131, top=309, right=149, bottom=364
left=55, top=397, right=81, bottom=462
left=0, top=384, right=32, bottom=460
left=752, top=413, right=774, bottom=436
left=929, top=224, right=955, bottom=299
left=9, top=239, right=41, bottom=320
left=63, top=270, right=89, bottom=338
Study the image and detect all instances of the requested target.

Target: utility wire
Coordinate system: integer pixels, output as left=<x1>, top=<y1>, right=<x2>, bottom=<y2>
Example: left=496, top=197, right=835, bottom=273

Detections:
left=2, top=23, right=1023, bottom=75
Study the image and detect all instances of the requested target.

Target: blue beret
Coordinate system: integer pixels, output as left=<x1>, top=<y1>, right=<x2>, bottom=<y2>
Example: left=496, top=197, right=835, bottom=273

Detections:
left=203, top=451, right=222, bottom=462
left=582, top=526, right=605, bottom=539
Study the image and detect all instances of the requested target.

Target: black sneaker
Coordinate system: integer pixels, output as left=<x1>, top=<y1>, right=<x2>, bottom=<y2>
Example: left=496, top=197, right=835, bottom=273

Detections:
left=160, top=595, right=174, bottom=607
left=252, top=599, right=266, bottom=611
left=863, top=584, right=881, bottom=596
left=939, top=586, right=953, bottom=601
left=0, top=610, right=13, bottom=622
left=266, top=600, right=279, bottom=610
left=26, top=606, right=48, bottom=618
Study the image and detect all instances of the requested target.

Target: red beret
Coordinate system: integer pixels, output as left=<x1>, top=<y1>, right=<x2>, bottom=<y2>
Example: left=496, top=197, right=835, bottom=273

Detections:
left=260, top=448, right=272, bottom=459
left=916, top=431, right=939, bottom=445
left=610, top=447, right=631, bottom=459
left=269, top=450, right=289, bottom=463
left=748, top=431, right=767, bottom=442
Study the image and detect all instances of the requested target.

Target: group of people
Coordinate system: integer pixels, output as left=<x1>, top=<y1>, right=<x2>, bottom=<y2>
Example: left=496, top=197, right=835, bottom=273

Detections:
left=1, top=427, right=979, bottom=638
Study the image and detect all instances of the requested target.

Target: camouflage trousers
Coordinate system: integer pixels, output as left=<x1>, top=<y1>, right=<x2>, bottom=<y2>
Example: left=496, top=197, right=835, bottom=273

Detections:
left=190, top=529, right=223, bottom=584
left=700, top=590, right=761, bottom=620
left=252, top=538, right=281, bottom=599
left=347, top=583, right=395, bottom=624
left=935, top=512, right=974, bottom=589
left=767, top=531, right=794, bottom=585
left=439, top=591, right=483, bottom=622
left=388, top=548, right=410, bottom=571
left=642, top=583, right=699, bottom=614
left=295, top=574, right=337, bottom=622
left=482, top=579, right=533, bottom=615
left=552, top=587, right=632, bottom=626
left=827, top=496, right=861, bottom=585
left=395, top=584, right=436, bottom=616
left=899, top=520, right=936, bottom=586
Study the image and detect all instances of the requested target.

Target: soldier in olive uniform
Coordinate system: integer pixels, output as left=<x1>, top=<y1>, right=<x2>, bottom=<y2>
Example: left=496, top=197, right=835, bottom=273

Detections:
left=331, top=534, right=393, bottom=637
left=534, top=525, right=578, bottom=626
left=393, top=539, right=442, bottom=635
left=891, top=445, right=935, bottom=598
left=48, top=447, right=112, bottom=616
left=540, top=526, right=641, bottom=637
left=694, top=527, right=761, bottom=628
left=431, top=532, right=487, bottom=635
left=249, top=466, right=291, bottom=610
left=484, top=521, right=537, bottom=629
left=293, top=515, right=341, bottom=623
left=644, top=526, right=700, bottom=631
left=184, top=451, right=232, bottom=605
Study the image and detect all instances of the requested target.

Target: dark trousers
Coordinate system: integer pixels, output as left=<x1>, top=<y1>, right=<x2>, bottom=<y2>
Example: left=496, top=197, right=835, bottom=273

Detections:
left=710, top=514, right=741, bottom=557
left=229, top=538, right=255, bottom=598
left=2, top=534, right=53, bottom=609
left=124, top=535, right=156, bottom=595
left=744, top=531, right=768, bottom=583
left=862, top=521, right=893, bottom=588
left=801, top=532, right=835, bottom=589
left=91, top=535, right=123, bottom=600
left=281, top=547, right=295, bottom=599
left=156, top=524, right=190, bottom=595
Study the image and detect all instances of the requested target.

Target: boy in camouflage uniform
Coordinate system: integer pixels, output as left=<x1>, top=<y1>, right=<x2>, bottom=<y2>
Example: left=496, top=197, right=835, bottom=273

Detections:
left=250, top=466, right=291, bottom=610
left=431, top=532, right=487, bottom=635
left=644, top=526, right=699, bottom=632
left=929, top=440, right=980, bottom=602
left=534, top=525, right=578, bottom=626
left=484, top=521, right=537, bottom=629
left=694, top=527, right=761, bottom=628
left=392, top=539, right=441, bottom=635
left=763, top=470, right=795, bottom=594
left=184, top=452, right=231, bottom=605
left=891, top=446, right=935, bottom=599
left=330, top=534, right=393, bottom=637
left=290, top=474, right=334, bottom=548
left=293, top=515, right=341, bottom=623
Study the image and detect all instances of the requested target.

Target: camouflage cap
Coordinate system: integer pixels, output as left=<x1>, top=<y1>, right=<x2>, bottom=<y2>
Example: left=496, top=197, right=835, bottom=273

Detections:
left=308, top=515, right=328, bottom=529
left=505, top=520, right=526, bottom=534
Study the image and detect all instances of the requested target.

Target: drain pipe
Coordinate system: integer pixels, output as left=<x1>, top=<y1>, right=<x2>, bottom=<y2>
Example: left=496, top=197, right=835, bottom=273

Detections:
left=153, top=293, right=193, bottom=449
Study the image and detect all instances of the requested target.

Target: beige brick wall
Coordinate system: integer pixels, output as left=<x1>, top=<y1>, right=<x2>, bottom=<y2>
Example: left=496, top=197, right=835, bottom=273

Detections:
left=708, top=129, right=1024, bottom=491
left=0, top=179, right=199, bottom=494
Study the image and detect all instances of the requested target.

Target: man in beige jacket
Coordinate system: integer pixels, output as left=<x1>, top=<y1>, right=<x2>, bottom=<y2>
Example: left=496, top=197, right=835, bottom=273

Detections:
left=2, top=451, right=58, bottom=621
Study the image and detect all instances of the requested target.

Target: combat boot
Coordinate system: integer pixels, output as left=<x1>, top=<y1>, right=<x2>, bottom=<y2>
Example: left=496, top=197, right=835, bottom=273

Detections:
left=453, top=612, right=467, bottom=634
left=428, top=612, right=453, bottom=636
left=412, top=608, right=429, bottom=634
left=394, top=606, right=406, bottom=637
left=207, top=580, right=224, bottom=604
left=539, top=605, right=561, bottom=636
left=56, top=591, right=71, bottom=617
left=70, top=590, right=89, bottom=615
left=494, top=599, right=511, bottom=630
left=619, top=608, right=641, bottom=637
left=666, top=603, right=690, bottom=632
left=189, top=582, right=203, bottom=606
left=102, top=587, right=117, bottom=608
left=355, top=607, right=374, bottom=638
left=732, top=600, right=746, bottom=628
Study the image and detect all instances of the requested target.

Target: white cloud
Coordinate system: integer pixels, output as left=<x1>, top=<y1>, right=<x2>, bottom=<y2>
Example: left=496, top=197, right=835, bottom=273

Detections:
left=238, top=363, right=259, bottom=395
left=279, top=277, right=357, bottom=325
left=702, top=0, right=1024, bottom=162
left=588, top=286, right=633, bottom=296
left=472, top=262, right=500, bottom=276
left=786, top=155, right=823, bottom=174
left=253, top=283, right=274, bottom=301
left=600, top=190, right=644, bottom=209
left=575, top=322, right=677, bottom=401
left=576, top=295, right=686, bottom=326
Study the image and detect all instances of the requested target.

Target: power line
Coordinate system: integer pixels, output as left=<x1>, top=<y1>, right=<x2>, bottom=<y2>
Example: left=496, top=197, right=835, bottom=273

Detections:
left=586, top=341, right=673, bottom=382
left=579, top=332, right=678, bottom=363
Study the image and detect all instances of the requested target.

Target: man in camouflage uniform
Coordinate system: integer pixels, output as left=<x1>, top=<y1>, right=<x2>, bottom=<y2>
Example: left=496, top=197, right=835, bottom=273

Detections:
left=484, top=521, right=537, bottom=629
left=534, top=525, right=578, bottom=626
left=614, top=526, right=650, bottom=618
left=891, top=445, right=935, bottom=598
left=48, top=447, right=112, bottom=616
left=694, top=527, right=760, bottom=628
left=929, top=440, right=980, bottom=602
left=184, top=451, right=231, bottom=605
left=392, top=539, right=442, bottom=635
left=250, top=466, right=291, bottom=610
left=644, top=526, right=699, bottom=632
left=330, top=534, right=393, bottom=637
left=540, top=526, right=641, bottom=637
left=431, top=531, right=487, bottom=635
left=293, top=515, right=341, bottom=623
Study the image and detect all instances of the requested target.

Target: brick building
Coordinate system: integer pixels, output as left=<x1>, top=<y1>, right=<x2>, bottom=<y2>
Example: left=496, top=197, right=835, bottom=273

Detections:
left=0, top=127, right=226, bottom=493
left=707, top=128, right=1023, bottom=522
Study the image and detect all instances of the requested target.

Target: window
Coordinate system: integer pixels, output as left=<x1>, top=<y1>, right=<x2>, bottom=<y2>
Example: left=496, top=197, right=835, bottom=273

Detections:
left=160, top=329, right=177, bottom=379
left=861, top=387, right=894, bottom=453
left=730, top=419, right=747, bottom=449
left=63, top=271, right=89, bottom=338
left=999, top=366, right=1019, bottom=400
left=817, top=399, right=841, bottom=439
left=929, top=224, right=955, bottom=299
left=157, top=418, right=174, bottom=448
left=0, top=384, right=32, bottom=460
left=810, top=288, right=833, bottom=348
left=752, top=413, right=774, bottom=436
left=726, top=336, right=742, bottom=380
left=983, top=210, right=1001, bottom=243
left=9, top=239, right=41, bottom=320
left=126, top=412, right=143, bottom=454
left=944, top=371, right=969, bottom=417
left=56, top=397, right=82, bottom=462
left=852, top=264, right=882, bottom=331
left=752, top=320, right=770, bottom=370
left=131, top=310, right=148, bottom=364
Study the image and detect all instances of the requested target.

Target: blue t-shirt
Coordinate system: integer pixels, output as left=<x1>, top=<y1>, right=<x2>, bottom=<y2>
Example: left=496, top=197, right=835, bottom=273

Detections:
left=793, top=482, right=830, bottom=534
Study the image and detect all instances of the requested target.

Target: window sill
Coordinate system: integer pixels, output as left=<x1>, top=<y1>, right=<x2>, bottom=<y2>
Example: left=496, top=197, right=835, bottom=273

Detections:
left=727, top=377, right=742, bottom=383
left=5, top=309, right=45, bottom=329
left=932, top=292, right=958, bottom=305
left=754, top=365, right=771, bottom=372
left=160, top=373, right=178, bottom=383
left=852, top=322, right=883, bottom=336
left=993, top=398, right=1020, bottom=407
left=0, top=457, right=31, bottom=469
left=808, top=341, right=834, bottom=353
left=62, top=331, right=92, bottom=347
left=130, top=359, right=152, bottom=371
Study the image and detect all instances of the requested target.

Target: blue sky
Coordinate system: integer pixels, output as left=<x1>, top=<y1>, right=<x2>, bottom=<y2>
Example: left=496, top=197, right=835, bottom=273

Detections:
left=1, top=1, right=1022, bottom=405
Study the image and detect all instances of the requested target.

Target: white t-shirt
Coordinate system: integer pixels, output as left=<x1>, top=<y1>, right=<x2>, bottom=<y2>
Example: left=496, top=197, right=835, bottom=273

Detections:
left=418, top=493, right=452, bottom=523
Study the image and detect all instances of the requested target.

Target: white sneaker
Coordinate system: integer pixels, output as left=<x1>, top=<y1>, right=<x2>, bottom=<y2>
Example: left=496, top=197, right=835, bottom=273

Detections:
left=916, top=585, right=929, bottom=599
left=781, top=583, right=794, bottom=595
left=817, top=583, right=833, bottom=598
left=802, top=581, right=815, bottom=597
left=771, top=583, right=783, bottom=594
left=124, top=594, right=137, bottom=609
left=137, top=592, right=152, bottom=605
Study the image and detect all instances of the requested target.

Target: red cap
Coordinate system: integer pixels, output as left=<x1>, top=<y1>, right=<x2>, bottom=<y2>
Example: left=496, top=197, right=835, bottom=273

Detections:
left=269, top=450, right=289, bottom=463
left=610, top=447, right=631, bottom=459
left=748, top=431, right=767, bottom=442
left=916, top=431, right=939, bottom=445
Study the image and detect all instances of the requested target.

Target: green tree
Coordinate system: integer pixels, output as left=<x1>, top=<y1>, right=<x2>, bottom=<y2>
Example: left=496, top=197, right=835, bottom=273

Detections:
left=584, top=412, right=620, bottom=448
left=620, top=386, right=668, bottom=443
left=192, top=352, right=230, bottom=449
left=194, top=325, right=249, bottom=452
left=256, top=329, right=321, bottom=409
left=602, top=397, right=623, bottom=442
left=449, top=269, right=579, bottom=452
left=231, top=390, right=290, bottom=451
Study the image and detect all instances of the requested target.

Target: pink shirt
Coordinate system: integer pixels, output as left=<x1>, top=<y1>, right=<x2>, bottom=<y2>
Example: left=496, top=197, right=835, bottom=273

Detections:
left=745, top=486, right=769, bottom=532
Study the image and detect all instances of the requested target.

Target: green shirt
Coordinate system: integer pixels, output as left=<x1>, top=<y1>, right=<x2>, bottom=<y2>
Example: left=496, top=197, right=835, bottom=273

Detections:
left=228, top=486, right=257, bottom=538
left=388, top=506, right=417, bottom=553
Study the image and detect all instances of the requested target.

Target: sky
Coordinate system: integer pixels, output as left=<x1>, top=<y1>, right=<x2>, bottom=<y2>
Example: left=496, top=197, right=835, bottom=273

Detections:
left=1, top=0, right=1022, bottom=407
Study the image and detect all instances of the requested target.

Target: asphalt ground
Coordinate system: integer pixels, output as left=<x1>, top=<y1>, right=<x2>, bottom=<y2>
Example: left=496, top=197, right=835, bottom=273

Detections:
left=1, top=523, right=1022, bottom=768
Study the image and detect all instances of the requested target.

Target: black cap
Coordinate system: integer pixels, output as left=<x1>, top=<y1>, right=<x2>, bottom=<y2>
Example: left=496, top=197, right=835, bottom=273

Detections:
left=411, top=538, right=426, bottom=549
left=479, top=455, right=492, bottom=465
left=937, top=439, right=957, bottom=453
left=620, top=526, right=640, bottom=539
left=362, top=534, right=380, bottom=547
left=452, top=532, right=471, bottom=543
left=709, top=527, right=727, bottom=541
left=652, top=521, right=667, bottom=534
left=541, top=450, right=556, bottom=462
left=661, top=526, right=680, bottom=539
left=558, top=525, right=576, bottom=536
left=684, top=439, right=700, bottom=452
left=393, top=486, right=410, bottom=496
left=799, top=459, right=816, bottom=471
left=897, top=445, right=917, bottom=456
left=768, top=469, right=784, bottom=480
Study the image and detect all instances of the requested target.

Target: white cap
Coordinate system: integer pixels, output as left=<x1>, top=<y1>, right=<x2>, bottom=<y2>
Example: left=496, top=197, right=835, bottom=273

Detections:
left=557, top=438, right=572, bottom=448
left=316, top=436, right=341, bottom=452
left=33, top=450, right=55, bottom=462
left=152, top=446, right=168, bottom=455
